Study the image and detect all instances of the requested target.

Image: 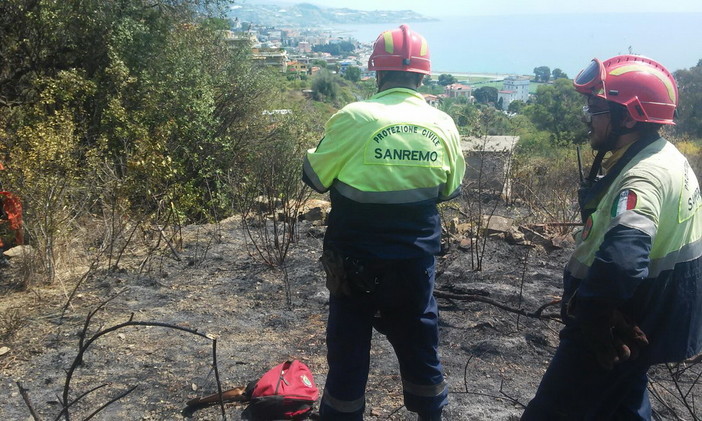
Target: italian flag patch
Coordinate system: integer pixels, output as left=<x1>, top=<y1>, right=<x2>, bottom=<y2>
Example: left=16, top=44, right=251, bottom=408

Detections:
left=611, top=189, right=637, bottom=217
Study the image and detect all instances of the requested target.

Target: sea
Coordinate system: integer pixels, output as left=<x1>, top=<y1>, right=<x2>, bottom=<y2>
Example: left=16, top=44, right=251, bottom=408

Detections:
left=328, top=13, right=702, bottom=77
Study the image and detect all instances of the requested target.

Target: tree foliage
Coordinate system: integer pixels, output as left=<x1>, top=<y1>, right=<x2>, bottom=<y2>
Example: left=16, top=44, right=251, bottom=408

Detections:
left=551, top=68, right=568, bottom=80
left=533, top=66, right=551, bottom=83
left=442, top=101, right=515, bottom=137
left=522, top=78, right=587, bottom=145
left=0, top=0, right=330, bottom=281
left=0, top=0, right=284, bottom=219
left=344, top=66, right=361, bottom=83
left=675, top=60, right=702, bottom=139
left=473, top=86, right=498, bottom=104
left=310, top=59, right=328, bottom=68
left=312, top=69, right=347, bottom=104
left=312, top=41, right=355, bottom=56
left=508, top=99, right=526, bottom=114
left=438, top=74, right=458, bottom=86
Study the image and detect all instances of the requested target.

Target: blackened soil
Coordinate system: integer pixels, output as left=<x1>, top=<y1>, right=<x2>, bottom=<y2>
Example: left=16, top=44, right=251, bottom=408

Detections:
left=0, top=213, right=693, bottom=420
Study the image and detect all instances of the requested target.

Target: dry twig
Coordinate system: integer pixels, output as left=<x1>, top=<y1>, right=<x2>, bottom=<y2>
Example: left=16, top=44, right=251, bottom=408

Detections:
left=433, top=290, right=562, bottom=322
left=16, top=381, right=41, bottom=421
left=15, top=294, right=226, bottom=421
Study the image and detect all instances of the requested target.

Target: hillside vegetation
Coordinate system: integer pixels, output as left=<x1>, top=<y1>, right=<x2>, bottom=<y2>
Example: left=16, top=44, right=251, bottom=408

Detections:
left=1, top=0, right=701, bottom=287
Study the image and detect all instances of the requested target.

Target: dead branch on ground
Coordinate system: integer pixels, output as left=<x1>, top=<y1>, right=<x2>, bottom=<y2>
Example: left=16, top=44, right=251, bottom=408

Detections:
left=647, top=357, right=702, bottom=420
left=433, top=290, right=562, bottom=322
left=454, top=356, right=527, bottom=410
left=16, top=381, right=40, bottom=421
left=665, top=362, right=702, bottom=420
left=16, top=295, right=227, bottom=421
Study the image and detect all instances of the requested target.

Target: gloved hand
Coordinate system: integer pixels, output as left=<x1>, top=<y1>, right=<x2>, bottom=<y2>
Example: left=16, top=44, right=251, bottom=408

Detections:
left=320, top=249, right=352, bottom=297
left=611, top=309, right=649, bottom=361
left=574, top=299, right=649, bottom=370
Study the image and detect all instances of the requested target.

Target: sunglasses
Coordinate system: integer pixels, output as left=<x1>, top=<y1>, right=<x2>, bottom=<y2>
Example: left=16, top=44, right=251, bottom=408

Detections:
left=582, top=105, right=610, bottom=123
left=574, top=58, right=607, bottom=95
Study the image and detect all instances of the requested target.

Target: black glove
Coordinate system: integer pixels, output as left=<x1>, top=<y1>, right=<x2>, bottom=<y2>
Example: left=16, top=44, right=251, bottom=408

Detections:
left=574, top=299, right=649, bottom=370
left=611, top=308, right=649, bottom=361
left=320, top=249, right=352, bottom=297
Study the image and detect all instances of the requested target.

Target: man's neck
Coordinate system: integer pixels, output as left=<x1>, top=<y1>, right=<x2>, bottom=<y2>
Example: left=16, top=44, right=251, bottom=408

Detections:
left=378, top=83, right=417, bottom=92
left=611, top=131, right=642, bottom=150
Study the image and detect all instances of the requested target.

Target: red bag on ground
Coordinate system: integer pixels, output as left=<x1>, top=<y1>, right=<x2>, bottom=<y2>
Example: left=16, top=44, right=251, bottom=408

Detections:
left=243, top=360, right=319, bottom=420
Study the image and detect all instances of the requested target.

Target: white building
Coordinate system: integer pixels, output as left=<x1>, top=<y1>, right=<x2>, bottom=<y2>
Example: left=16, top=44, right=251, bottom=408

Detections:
left=497, top=76, right=530, bottom=110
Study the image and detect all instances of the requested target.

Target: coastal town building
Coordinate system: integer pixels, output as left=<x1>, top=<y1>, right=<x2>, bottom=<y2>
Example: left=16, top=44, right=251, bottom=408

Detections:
left=497, top=76, right=530, bottom=110
left=286, top=61, right=309, bottom=74
left=297, top=41, right=312, bottom=53
left=222, top=30, right=257, bottom=47
left=424, top=94, right=440, bottom=107
left=251, top=47, right=288, bottom=71
left=444, top=83, right=473, bottom=100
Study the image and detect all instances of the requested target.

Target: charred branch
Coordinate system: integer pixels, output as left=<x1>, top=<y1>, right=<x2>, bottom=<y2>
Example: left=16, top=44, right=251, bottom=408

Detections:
left=16, top=381, right=41, bottom=421
left=12, top=295, right=226, bottom=421
left=433, top=289, right=563, bottom=323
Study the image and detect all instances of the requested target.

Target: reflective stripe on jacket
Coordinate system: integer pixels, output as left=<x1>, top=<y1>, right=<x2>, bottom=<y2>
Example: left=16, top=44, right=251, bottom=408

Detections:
left=564, top=137, right=702, bottom=363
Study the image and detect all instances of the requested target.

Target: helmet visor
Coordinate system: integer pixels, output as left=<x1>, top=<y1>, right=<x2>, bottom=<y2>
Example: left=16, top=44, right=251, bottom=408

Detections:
left=574, top=58, right=605, bottom=91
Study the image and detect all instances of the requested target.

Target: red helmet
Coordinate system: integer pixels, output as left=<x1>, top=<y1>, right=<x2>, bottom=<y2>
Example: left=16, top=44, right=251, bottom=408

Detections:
left=573, top=55, right=678, bottom=125
left=368, top=24, right=430, bottom=75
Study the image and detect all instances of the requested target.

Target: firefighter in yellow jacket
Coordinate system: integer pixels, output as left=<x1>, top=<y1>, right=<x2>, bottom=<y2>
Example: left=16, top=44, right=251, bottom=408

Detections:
left=523, top=55, right=702, bottom=420
left=302, top=25, right=465, bottom=421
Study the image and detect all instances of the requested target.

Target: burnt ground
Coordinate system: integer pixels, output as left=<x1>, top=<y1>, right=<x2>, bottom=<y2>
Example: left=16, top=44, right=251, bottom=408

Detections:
left=0, top=205, right=698, bottom=420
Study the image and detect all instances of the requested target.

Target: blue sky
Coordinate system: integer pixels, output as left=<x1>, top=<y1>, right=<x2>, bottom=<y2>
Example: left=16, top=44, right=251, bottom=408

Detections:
left=305, top=0, right=702, bottom=17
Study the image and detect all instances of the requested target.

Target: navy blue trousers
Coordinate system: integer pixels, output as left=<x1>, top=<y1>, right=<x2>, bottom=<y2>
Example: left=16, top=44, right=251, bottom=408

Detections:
left=522, top=326, right=651, bottom=420
left=320, top=255, right=447, bottom=420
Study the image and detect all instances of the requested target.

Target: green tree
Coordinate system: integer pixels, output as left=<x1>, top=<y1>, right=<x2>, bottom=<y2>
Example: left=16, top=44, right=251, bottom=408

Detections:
left=473, top=86, right=498, bottom=104
left=507, top=99, right=526, bottom=114
left=552, top=68, right=569, bottom=80
left=0, top=0, right=284, bottom=281
left=675, top=60, right=702, bottom=138
left=312, top=41, right=355, bottom=56
left=445, top=102, right=480, bottom=131
left=311, top=69, right=339, bottom=102
left=522, top=78, right=587, bottom=145
left=344, top=66, right=361, bottom=83
left=533, top=66, right=551, bottom=83
left=438, top=74, right=457, bottom=86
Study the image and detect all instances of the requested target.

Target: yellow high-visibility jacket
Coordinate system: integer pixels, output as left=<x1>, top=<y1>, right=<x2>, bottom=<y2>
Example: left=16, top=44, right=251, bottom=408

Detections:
left=566, top=137, right=702, bottom=363
left=303, top=88, right=466, bottom=258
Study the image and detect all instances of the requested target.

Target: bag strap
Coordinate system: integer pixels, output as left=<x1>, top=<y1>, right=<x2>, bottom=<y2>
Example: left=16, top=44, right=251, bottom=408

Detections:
left=185, top=385, right=248, bottom=407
